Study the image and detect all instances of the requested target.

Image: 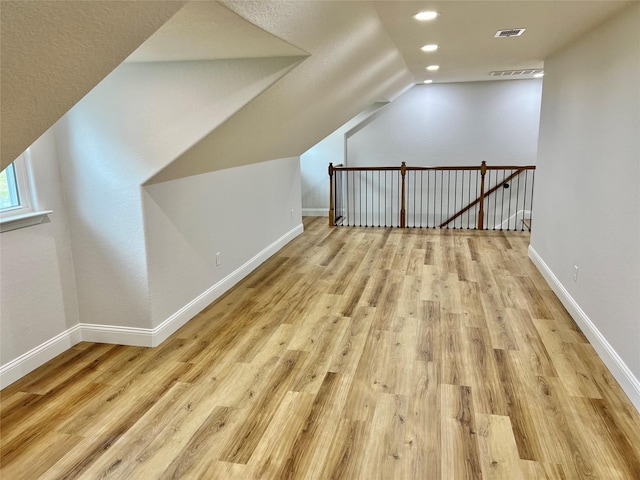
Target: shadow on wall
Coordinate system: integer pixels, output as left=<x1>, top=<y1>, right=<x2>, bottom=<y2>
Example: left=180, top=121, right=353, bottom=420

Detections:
left=142, top=157, right=302, bottom=327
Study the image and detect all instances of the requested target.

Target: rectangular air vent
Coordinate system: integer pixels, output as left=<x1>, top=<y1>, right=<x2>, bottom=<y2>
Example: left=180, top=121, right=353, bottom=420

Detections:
left=490, top=69, right=542, bottom=77
left=495, top=28, right=526, bottom=38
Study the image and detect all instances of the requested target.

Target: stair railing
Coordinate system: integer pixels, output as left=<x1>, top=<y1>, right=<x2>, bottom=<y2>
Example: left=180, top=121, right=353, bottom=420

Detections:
left=329, top=161, right=535, bottom=230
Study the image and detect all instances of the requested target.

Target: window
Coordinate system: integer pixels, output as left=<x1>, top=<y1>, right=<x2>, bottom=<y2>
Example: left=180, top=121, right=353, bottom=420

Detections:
left=1, top=157, right=31, bottom=215
left=0, top=153, right=51, bottom=232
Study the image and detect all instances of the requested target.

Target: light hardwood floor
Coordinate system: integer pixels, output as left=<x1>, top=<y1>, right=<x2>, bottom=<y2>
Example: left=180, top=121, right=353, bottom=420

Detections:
left=2, top=217, right=639, bottom=479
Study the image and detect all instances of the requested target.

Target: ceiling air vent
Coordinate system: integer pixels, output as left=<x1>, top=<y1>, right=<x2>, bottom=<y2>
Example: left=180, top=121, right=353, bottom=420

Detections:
left=490, top=69, right=543, bottom=77
left=495, top=28, right=526, bottom=38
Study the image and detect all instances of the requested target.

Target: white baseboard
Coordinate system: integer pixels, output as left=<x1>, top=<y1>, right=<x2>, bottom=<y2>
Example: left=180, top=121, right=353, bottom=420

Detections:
left=0, top=325, right=82, bottom=389
left=302, top=208, right=328, bottom=217
left=528, top=245, right=640, bottom=412
left=150, top=222, right=304, bottom=346
left=80, top=324, right=155, bottom=347
left=0, top=224, right=304, bottom=389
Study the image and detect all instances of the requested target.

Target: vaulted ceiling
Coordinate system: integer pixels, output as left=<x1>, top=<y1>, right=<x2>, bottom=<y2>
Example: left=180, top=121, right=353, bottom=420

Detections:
left=0, top=1, right=187, bottom=168
left=1, top=0, right=634, bottom=170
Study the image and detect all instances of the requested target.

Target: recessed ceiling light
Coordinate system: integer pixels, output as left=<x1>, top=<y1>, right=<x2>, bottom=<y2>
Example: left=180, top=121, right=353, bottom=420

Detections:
left=421, top=44, right=438, bottom=52
left=414, top=11, right=438, bottom=21
left=426, top=65, right=440, bottom=71
left=534, top=72, right=544, bottom=78
left=423, top=80, right=433, bottom=84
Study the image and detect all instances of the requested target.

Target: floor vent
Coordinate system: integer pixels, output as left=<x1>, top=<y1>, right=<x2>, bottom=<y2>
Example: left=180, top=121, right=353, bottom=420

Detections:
left=495, top=28, right=526, bottom=38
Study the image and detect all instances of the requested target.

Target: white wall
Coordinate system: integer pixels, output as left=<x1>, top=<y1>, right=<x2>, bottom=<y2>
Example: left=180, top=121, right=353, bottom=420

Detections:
left=54, top=58, right=300, bottom=330
left=0, top=129, right=80, bottom=382
left=150, top=0, right=413, bottom=183
left=347, top=80, right=542, bottom=167
left=530, top=3, right=640, bottom=409
left=300, top=103, right=388, bottom=215
left=144, top=157, right=302, bottom=331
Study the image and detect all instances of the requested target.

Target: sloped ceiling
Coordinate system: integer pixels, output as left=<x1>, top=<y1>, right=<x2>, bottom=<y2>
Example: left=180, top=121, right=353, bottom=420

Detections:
left=146, top=1, right=413, bottom=184
left=0, top=0, right=187, bottom=169
left=2, top=0, right=633, bottom=171
left=126, top=1, right=307, bottom=62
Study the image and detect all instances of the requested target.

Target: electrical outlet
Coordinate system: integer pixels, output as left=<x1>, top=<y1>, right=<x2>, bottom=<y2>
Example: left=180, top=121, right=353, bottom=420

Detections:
left=216, top=252, right=222, bottom=266
left=573, top=265, right=578, bottom=283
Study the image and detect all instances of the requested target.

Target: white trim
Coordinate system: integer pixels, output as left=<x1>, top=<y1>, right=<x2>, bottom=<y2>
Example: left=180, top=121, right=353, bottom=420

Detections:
left=528, top=245, right=640, bottom=412
left=302, top=208, right=328, bottom=217
left=0, top=210, right=53, bottom=232
left=80, top=324, right=155, bottom=347
left=0, top=224, right=304, bottom=388
left=0, top=325, right=82, bottom=389
left=150, top=223, right=304, bottom=346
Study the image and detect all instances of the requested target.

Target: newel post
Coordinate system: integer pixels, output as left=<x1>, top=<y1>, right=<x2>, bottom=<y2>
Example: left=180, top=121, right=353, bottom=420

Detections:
left=477, top=161, right=487, bottom=230
left=400, top=162, right=407, bottom=228
left=328, top=163, right=335, bottom=227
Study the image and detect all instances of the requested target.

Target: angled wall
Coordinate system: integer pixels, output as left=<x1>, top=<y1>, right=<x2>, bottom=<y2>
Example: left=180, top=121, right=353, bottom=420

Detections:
left=144, top=157, right=302, bottom=335
left=1, top=1, right=412, bottom=386
left=529, top=3, right=640, bottom=409
left=148, top=0, right=412, bottom=183
left=301, top=103, right=389, bottom=215
left=54, top=57, right=300, bottom=330
left=0, top=0, right=186, bottom=167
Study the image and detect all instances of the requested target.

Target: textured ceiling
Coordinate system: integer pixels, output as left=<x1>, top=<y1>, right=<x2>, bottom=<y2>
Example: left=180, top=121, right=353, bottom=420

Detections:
left=147, top=0, right=414, bottom=183
left=2, top=0, right=636, bottom=170
left=126, top=1, right=307, bottom=62
left=374, top=0, right=635, bottom=84
left=0, top=0, right=186, bottom=168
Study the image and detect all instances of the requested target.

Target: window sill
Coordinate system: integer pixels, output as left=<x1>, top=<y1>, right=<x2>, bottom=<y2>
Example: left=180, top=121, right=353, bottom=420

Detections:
left=0, top=210, right=53, bottom=233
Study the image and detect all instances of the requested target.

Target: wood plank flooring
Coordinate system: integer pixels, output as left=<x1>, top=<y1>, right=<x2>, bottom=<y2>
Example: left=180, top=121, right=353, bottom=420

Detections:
left=2, top=216, right=639, bottom=479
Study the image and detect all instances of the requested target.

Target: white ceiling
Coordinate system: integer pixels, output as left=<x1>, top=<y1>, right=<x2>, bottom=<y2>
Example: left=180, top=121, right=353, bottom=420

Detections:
left=126, top=0, right=635, bottom=84
left=126, top=1, right=307, bottom=62
left=374, top=0, right=635, bottom=83
left=2, top=0, right=635, bottom=168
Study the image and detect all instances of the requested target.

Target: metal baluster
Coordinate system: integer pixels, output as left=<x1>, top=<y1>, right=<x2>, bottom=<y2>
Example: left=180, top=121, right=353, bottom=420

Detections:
left=420, top=171, right=423, bottom=228
left=453, top=170, right=458, bottom=229
left=514, top=170, right=521, bottom=232
left=412, top=170, right=416, bottom=228
left=426, top=170, right=430, bottom=228
left=494, top=170, right=499, bottom=230
left=359, top=171, right=362, bottom=227
left=522, top=170, right=529, bottom=231
left=353, top=171, right=356, bottom=226
left=496, top=170, right=507, bottom=230
left=440, top=170, right=442, bottom=228
left=346, top=170, right=350, bottom=226
left=475, top=170, right=479, bottom=229
left=467, top=170, right=471, bottom=230
left=388, top=170, right=391, bottom=228
left=384, top=171, right=387, bottom=227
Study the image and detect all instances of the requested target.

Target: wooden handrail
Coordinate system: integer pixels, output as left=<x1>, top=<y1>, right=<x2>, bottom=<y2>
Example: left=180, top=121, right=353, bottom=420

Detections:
left=331, top=164, right=536, bottom=172
left=441, top=166, right=526, bottom=229
left=328, top=161, right=535, bottom=230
